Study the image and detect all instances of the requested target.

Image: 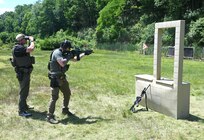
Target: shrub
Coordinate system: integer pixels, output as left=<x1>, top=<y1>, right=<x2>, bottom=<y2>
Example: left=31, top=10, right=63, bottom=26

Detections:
left=0, top=32, right=9, bottom=43
left=39, top=30, right=95, bottom=50
left=40, top=38, right=60, bottom=50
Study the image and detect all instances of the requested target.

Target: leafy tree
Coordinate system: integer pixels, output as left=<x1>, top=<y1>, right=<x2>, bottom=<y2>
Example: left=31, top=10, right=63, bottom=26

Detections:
left=26, top=2, right=43, bottom=35
left=13, top=4, right=33, bottom=33
left=63, top=0, right=98, bottom=31
left=53, top=0, right=67, bottom=31
left=0, top=18, right=4, bottom=32
left=96, top=0, right=126, bottom=42
left=1, top=12, right=15, bottom=33
left=96, top=0, right=109, bottom=11
left=39, top=0, right=57, bottom=37
left=0, top=0, right=203, bottom=50
left=120, top=0, right=142, bottom=26
left=187, top=17, right=204, bottom=47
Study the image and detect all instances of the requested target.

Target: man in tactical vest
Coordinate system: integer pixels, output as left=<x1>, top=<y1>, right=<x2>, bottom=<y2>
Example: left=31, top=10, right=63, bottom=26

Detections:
left=46, top=40, right=89, bottom=124
left=11, top=34, right=35, bottom=117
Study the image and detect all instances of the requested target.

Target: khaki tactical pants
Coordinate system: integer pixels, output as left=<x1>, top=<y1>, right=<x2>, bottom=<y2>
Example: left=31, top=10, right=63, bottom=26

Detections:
left=48, top=77, right=71, bottom=115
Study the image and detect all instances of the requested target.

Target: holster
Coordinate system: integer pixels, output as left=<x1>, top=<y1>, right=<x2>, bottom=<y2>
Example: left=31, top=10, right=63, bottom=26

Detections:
left=16, top=70, right=23, bottom=81
left=50, top=77, right=59, bottom=88
left=48, top=73, right=60, bottom=88
left=9, top=58, right=16, bottom=67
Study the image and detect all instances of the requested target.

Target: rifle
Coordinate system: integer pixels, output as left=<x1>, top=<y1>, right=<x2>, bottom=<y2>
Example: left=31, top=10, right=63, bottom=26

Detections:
left=63, top=47, right=94, bottom=60
left=130, top=84, right=150, bottom=113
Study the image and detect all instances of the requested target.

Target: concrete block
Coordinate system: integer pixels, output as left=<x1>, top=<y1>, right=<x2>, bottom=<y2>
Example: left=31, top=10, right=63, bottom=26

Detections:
left=135, top=75, right=190, bottom=119
left=134, top=20, right=190, bottom=119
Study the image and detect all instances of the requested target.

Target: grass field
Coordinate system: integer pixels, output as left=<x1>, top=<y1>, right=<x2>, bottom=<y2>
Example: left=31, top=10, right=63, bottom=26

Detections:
left=0, top=49, right=204, bottom=140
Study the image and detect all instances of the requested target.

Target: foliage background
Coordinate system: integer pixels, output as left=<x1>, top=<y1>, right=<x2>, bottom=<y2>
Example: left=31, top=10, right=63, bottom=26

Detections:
left=0, top=0, right=204, bottom=57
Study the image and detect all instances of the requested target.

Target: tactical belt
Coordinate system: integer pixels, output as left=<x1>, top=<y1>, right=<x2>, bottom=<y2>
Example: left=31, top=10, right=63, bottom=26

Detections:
left=48, top=72, right=66, bottom=79
left=15, top=66, right=33, bottom=73
left=16, top=66, right=33, bottom=69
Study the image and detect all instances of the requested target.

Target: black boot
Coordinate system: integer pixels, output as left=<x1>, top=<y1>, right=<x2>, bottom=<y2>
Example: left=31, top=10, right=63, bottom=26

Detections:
left=25, top=105, right=34, bottom=110
left=19, top=111, right=32, bottom=117
left=62, top=108, right=74, bottom=116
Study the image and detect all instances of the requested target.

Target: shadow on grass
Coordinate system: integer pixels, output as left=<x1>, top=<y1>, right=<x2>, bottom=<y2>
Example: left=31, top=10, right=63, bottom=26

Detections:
left=28, top=110, right=111, bottom=125
left=186, top=114, right=204, bottom=123
left=29, top=110, right=47, bottom=121
left=60, top=114, right=110, bottom=125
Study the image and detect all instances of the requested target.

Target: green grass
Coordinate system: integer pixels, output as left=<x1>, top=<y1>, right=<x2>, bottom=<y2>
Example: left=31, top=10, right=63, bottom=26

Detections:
left=0, top=49, right=204, bottom=140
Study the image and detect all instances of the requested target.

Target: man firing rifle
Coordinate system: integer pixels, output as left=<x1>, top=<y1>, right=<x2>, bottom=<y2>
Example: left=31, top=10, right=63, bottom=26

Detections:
left=46, top=40, right=93, bottom=124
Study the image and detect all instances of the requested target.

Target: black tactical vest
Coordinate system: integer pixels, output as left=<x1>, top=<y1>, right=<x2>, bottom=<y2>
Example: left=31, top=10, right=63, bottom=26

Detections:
left=12, top=45, right=34, bottom=68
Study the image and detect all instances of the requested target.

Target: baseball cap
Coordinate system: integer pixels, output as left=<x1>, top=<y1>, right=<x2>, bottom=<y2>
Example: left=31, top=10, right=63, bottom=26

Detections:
left=16, top=34, right=25, bottom=41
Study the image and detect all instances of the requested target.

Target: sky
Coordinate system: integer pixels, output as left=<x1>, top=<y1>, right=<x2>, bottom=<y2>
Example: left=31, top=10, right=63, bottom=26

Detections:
left=0, top=0, right=38, bottom=15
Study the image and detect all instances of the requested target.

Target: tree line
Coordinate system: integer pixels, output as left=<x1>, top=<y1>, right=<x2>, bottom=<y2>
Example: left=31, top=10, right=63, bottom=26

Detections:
left=0, top=0, right=203, bottom=51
